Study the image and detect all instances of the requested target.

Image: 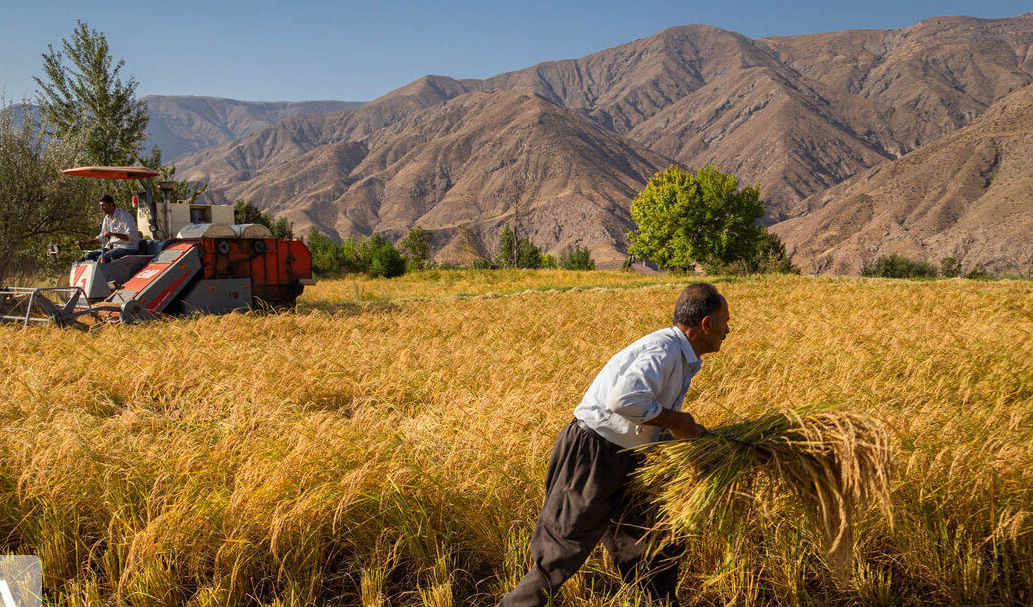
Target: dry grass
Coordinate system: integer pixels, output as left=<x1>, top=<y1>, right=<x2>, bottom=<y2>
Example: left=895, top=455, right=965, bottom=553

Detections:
left=0, top=272, right=1031, bottom=606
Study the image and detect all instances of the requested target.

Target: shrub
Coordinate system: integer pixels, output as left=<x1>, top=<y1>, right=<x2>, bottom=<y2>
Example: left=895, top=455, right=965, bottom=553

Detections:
left=560, top=246, right=596, bottom=271
left=861, top=254, right=939, bottom=279
left=489, top=223, right=547, bottom=269
left=702, top=231, right=798, bottom=276
left=362, top=234, right=406, bottom=278
left=306, top=229, right=404, bottom=278
left=939, top=257, right=962, bottom=278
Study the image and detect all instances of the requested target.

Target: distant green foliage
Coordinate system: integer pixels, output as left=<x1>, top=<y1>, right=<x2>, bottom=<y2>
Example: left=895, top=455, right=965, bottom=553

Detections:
left=560, top=246, right=596, bottom=271
left=482, top=223, right=548, bottom=269
left=939, top=257, right=962, bottom=278
left=704, top=231, right=799, bottom=276
left=628, top=165, right=766, bottom=272
left=965, top=267, right=991, bottom=280
left=234, top=200, right=294, bottom=239
left=360, top=233, right=406, bottom=278
left=0, top=102, right=94, bottom=284
left=306, top=228, right=405, bottom=278
left=34, top=21, right=148, bottom=166
left=497, top=223, right=517, bottom=267
left=400, top=225, right=433, bottom=271
left=861, top=254, right=939, bottom=279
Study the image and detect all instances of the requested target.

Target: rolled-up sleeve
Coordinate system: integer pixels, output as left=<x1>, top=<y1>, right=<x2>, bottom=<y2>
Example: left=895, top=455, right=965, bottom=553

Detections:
left=605, top=347, right=672, bottom=423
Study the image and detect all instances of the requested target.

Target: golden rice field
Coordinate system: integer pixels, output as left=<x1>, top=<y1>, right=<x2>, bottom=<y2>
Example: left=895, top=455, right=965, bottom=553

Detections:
left=1, top=271, right=1031, bottom=606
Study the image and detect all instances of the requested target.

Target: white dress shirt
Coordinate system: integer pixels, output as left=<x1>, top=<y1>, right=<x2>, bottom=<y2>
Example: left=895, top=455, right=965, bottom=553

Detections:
left=573, top=326, right=702, bottom=448
left=98, top=208, right=140, bottom=251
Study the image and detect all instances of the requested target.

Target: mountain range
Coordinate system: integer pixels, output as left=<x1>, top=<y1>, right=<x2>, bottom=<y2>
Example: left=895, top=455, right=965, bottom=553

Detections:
left=142, top=97, right=363, bottom=161
left=164, top=13, right=1033, bottom=272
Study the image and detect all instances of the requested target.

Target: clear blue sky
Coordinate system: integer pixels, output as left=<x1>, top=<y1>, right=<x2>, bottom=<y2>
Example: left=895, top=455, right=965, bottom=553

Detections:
left=2, top=0, right=1030, bottom=103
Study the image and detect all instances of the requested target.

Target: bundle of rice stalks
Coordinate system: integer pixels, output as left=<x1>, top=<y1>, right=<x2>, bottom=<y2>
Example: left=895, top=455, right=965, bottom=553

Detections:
left=636, top=404, right=894, bottom=578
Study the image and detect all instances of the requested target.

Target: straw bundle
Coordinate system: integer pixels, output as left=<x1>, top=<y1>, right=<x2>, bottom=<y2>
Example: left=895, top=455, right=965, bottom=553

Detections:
left=636, top=404, right=894, bottom=577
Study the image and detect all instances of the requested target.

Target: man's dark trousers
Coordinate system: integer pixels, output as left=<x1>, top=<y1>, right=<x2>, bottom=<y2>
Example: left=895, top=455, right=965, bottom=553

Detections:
left=499, top=420, right=681, bottom=606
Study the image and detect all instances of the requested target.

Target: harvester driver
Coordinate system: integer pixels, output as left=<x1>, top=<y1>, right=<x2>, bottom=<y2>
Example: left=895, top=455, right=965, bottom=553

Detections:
left=75, top=194, right=140, bottom=263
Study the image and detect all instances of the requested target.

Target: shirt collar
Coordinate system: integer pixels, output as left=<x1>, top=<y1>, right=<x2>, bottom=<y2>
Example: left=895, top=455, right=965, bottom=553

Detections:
left=671, top=326, right=700, bottom=367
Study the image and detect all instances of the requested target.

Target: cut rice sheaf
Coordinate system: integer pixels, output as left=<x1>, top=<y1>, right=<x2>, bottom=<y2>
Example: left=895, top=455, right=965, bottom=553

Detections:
left=635, top=404, right=894, bottom=579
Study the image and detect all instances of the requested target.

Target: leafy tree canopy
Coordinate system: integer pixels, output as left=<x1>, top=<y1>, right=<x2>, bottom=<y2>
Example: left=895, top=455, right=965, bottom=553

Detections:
left=234, top=200, right=293, bottom=239
left=34, top=20, right=148, bottom=166
left=0, top=104, right=95, bottom=284
left=400, top=225, right=433, bottom=271
left=628, top=164, right=765, bottom=272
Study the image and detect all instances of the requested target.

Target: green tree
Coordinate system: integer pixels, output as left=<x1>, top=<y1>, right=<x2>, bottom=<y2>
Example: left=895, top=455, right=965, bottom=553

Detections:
left=0, top=103, right=94, bottom=284
left=234, top=200, right=266, bottom=225
left=359, top=233, right=405, bottom=278
left=400, top=225, right=432, bottom=271
left=628, top=164, right=765, bottom=272
left=492, top=222, right=544, bottom=269
left=234, top=200, right=293, bottom=239
left=516, top=238, right=544, bottom=269
left=560, top=245, right=596, bottom=271
left=497, top=223, right=517, bottom=267
left=306, top=227, right=360, bottom=276
left=34, top=21, right=148, bottom=166
left=270, top=217, right=294, bottom=239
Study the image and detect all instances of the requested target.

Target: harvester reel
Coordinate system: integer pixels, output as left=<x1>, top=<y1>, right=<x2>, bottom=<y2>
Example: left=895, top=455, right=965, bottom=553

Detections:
left=0, top=286, right=99, bottom=328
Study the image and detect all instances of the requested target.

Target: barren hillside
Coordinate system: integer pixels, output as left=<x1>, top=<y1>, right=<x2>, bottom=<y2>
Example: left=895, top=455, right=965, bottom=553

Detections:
left=772, top=82, right=1033, bottom=275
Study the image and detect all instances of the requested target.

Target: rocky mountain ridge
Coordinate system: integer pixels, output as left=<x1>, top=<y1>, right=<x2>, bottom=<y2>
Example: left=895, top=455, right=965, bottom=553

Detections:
left=771, top=82, right=1033, bottom=276
left=174, top=13, right=1033, bottom=271
left=143, top=96, right=363, bottom=161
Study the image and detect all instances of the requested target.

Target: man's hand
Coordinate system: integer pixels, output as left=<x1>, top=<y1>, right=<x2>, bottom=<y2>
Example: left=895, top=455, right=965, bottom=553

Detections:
left=643, top=408, right=706, bottom=439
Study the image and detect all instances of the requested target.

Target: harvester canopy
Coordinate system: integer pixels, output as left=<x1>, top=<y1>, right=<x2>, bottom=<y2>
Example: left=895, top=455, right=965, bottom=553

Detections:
left=62, top=166, right=159, bottom=180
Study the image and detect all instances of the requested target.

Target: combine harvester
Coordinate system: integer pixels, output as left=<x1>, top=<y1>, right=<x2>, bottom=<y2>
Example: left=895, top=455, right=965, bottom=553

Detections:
left=0, top=166, right=314, bottom=327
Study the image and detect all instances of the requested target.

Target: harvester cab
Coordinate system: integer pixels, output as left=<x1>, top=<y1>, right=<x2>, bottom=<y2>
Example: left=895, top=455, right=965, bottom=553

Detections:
left=0, top=166, right=314, bottom=327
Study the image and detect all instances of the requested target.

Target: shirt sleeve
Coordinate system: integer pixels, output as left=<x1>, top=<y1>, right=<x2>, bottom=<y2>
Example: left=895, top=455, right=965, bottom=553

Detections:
left=604, top=346, right=675, bottom=423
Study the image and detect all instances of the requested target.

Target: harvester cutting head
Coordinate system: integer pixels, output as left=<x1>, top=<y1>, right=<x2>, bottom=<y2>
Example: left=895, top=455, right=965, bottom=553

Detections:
left=0, top=286, right=97, bottom=329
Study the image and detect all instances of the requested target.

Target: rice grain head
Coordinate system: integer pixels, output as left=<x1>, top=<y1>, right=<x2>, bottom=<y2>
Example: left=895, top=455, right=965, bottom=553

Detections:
left=636, top=404, right=894, bottom=580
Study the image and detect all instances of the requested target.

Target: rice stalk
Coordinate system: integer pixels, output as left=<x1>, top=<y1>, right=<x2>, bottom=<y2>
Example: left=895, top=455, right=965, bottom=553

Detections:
left=636, top=404, right=894, bottom=579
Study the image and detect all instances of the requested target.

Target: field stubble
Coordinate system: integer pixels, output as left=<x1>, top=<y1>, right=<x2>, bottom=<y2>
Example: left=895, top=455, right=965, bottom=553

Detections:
left=0, top=271, right=1031, bottom=606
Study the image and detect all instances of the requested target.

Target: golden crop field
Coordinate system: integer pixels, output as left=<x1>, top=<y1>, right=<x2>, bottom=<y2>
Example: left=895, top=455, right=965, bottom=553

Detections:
left=1, top=271, right=1031, bottom=606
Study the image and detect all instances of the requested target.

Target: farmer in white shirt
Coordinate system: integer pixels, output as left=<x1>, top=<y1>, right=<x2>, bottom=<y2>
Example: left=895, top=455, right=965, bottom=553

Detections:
left=500, top=282, right=731, bottom=607
left=75, top=194, right=140, bottom=262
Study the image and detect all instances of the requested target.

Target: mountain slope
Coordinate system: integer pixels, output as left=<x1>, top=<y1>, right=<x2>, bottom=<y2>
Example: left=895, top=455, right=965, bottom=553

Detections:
left=771, top=82, right=1033, bottom=275
left=178, top=76, right=474, bottom=184
left=143, top=96, right=363, bottom=161
left=203, top=90, right=670, bottom=266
